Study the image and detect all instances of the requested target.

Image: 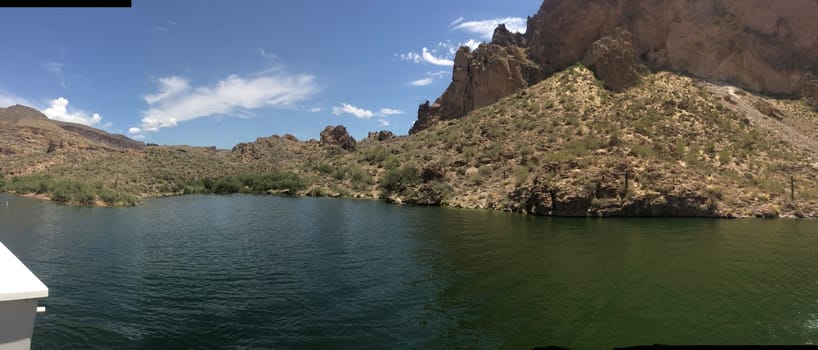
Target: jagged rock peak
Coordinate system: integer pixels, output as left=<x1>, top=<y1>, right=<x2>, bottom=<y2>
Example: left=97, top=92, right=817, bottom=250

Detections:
left=492, top=23, right=527, bottom=48
left=319, top=125, right=356, bottom=151
left=409, top=35, right=544, bottom=134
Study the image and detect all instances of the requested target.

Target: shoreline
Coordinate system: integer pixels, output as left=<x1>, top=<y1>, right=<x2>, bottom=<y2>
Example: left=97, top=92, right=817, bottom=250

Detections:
left=4, top=190, right=814, bottom=219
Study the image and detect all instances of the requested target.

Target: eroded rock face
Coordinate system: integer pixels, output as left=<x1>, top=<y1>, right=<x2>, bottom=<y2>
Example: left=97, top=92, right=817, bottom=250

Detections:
left=411, top=0, right=818, bottom=133
left=527, top=0, right=818, bottom=97
left=320, top=125, right=356, bottom=151
left=582, top=27, right=649, bottom=92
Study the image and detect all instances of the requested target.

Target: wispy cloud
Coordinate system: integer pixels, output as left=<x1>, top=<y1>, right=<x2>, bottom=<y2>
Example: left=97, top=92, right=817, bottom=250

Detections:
left=410, top=77, right=434, bottom=86
left=409, top=70, right=448, bottom=86
left=396, top=16, right=514, bottom=68
left=451, top=17, right=527, bottom=39
left=132, top=69, right=318, bottom=134
left=42, top=97, right=103, bottom=126
left=143, top=76, right=189, bottom=105
left=44, top=61, right=67, bottom=88
left=397, top=51, right=421, bottom=64
left=398, top=47, right=454, bottom=66
left=0, top=90, right=32, bottom=107
left=154, top=20, right=176, bottom=33
left=258, top=48, right=279, bottom=61
left=44, top=62, right=64, bottom=76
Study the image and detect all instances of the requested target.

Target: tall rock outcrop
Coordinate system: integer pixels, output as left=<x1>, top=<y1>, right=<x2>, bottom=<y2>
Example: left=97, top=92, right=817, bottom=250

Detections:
left=320, top=125, right=356, bottom=151
left=409, top=25, right=545, bottom=134
left=411, top=0, right=818, bottom=133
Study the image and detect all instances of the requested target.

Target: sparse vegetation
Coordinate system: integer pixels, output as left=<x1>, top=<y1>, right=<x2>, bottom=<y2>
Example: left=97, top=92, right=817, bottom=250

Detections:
left=3, top=65, right=818, bottom=217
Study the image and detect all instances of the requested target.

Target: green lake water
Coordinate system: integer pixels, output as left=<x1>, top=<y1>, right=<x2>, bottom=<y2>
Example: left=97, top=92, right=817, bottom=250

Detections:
left=1, top=193, right=817, bottom=349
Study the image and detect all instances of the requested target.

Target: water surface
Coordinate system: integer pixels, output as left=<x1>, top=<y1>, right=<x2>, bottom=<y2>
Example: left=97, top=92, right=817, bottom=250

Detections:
left=1, top=193, right=817, bottom=348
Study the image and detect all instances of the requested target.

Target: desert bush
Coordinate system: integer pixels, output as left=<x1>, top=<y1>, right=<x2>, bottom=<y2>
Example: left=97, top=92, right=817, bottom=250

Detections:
left=380, top=165, right=420, bottom=195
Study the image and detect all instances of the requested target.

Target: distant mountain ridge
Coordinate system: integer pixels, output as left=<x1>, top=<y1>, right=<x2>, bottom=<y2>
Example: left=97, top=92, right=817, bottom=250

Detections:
left=411, top=0, right=818, bottom=133
left=0, top=104, right=145, bottom=155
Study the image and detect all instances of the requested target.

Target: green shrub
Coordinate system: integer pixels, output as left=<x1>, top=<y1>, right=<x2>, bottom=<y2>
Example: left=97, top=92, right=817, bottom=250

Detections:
left=719, top=149, right=732, bottom=164
left=630, top=143, right=656, bottom=158
left=348, top=165, right=374, bottom=191
left=315, top=163, right=334, bottom=174
left=380, top=165, right=420, bottom=195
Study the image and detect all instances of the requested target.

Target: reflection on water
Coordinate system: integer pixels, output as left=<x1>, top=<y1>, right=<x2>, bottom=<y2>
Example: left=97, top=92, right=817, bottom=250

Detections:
left=1, top=193, right=817, bottom=349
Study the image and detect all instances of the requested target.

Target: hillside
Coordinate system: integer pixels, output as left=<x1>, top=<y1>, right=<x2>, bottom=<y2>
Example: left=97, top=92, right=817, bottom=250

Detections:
left=2, top=65, right=818, bottom=216
left=301, top=66, right=818, bottom=218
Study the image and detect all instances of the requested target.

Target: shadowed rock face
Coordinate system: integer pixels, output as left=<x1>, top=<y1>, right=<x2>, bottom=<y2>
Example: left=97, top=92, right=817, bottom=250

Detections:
left=411, top=0, right=818, bottom=132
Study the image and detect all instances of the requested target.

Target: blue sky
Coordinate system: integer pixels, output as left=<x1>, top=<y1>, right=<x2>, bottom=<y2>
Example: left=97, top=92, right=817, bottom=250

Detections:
left=0, top=0, right=539, bottom=148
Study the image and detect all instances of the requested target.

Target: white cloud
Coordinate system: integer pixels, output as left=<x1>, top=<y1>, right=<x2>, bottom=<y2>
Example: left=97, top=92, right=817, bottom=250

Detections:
left=332, top=103, right=373, bottom=119
left=309, top=107, right=321, bottom=113
left=421, top=47, right=453, bottom=66
left=42, top=97, right=103, bottom=126
left=451, top=17, right=527, bottom=39
left=410, top=77, right=434, bottom=86
left=378, top=118, right=390, bottom=127
left=144, top=76, right=190, bottom=105
left=399, top=48, right=454, bottom=66
left=331, top=103, right=404, bottom=121
left=0, top=90, right=31, bottom=107
left=135, top=70, right=318, bottom=133
left=127, top=127, right=145, bottom=139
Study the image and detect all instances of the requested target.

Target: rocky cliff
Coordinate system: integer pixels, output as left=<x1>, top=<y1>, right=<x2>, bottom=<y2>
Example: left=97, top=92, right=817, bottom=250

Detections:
left=411, top=0, right=818, bottom=133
